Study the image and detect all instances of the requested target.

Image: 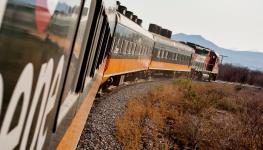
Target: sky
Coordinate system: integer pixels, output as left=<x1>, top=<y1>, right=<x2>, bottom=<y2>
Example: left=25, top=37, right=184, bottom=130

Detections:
left=119, top=0, right=263, bottom=52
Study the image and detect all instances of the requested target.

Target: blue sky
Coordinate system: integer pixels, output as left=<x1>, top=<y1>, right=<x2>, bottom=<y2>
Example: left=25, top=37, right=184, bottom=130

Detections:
left=119, top=0, right=263, bottom=52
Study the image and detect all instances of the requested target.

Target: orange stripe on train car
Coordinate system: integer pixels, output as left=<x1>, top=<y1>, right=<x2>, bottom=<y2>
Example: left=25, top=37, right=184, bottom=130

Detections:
left=103, top=57, right=151, bottom=77
left=149, top=60, right=192, bottom=72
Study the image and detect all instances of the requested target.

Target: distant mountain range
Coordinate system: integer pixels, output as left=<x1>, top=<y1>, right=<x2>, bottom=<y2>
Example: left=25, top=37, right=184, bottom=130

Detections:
left=172, top=33, right=263, bottom=71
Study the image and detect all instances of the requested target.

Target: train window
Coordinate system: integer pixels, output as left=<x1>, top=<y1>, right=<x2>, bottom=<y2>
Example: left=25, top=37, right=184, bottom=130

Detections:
left=147, top=47, right=150, bottom=55
left=114, top=38, right=122, bottom=54
left=143, top=46, right=146, bottom=55
left=163, top=51, right=166, bottom=59
left=157, top=50, right=161, bottom=58
left=127, top=42, right=132, bottom=55
left=139, top=45, right=143, bottom=55
left=165, top=51, right=169, bottom=59
left=147, top=47, right=151, bottom=55
left=135, top=44, right=139, bottom=55
left=136, top=44, right=141, bottom=55
left=131, top=42, right=135, bottom=55
left=131, top=42, right=134, bottom=55
left=129, top=43, right=133, bottom=55
left=178, top=54, right=181, bottom=63
left=188, top=56, right=191, bottom=65
left=114, top=38, right=120, bottom=54
left=144, top=46, right=147, bottom=55
left=129, top=42, right=134, bottom=55
left=142, top=46, right=145, bottom=55
left=141, top=46, right=144, bottom=55
left=110, top=37, right=116, bottom=53
left=145, top=47, right=148, bottom=55
left=132, top=43, right=136, bottom=55
left=122, top=40, right=128, bottom=55
left=136, top=45, right=139, bottom=55
left=167, top=52, right=171, bottom=60
left=168, top=52, right=172, bottom=60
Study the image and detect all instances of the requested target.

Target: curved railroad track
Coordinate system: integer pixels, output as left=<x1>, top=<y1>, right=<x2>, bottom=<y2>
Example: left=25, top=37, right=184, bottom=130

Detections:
left=76, top=79, right=171, bottom=150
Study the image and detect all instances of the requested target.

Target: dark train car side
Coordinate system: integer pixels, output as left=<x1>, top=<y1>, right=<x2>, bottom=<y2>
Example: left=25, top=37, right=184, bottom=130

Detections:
left=0, top=0, right=116, bottom=149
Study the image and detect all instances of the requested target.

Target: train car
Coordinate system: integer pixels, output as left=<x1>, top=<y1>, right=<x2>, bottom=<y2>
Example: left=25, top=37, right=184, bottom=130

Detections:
left=0, top=0, right=117, bottom=149
left=148, top=24, right=195, bottom=77
left=185, top=42, right=220, bottom=81
left=102, top=6, right=154, bottom=86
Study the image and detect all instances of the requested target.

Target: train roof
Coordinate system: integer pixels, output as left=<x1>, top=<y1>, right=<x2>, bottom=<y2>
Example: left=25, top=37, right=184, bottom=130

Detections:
left=117, top=12, right=154, bottom=40
left=152, top=33, right=195, bottom=54
left=184, top=42, right=211, bottom=52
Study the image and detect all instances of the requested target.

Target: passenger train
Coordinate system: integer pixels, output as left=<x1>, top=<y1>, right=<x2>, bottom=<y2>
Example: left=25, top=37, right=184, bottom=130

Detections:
left=0, top=0, right=219, bottom=149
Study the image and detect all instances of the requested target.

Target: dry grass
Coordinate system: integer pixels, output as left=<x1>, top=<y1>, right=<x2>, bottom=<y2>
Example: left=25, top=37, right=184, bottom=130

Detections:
left=115, top=78, right=263, bottom=149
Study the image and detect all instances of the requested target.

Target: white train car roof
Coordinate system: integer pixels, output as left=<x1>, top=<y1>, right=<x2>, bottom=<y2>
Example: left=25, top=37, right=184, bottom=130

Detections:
left=117, top=12, right=154, bottom=40
left=152, top=33, right=195, bottom=55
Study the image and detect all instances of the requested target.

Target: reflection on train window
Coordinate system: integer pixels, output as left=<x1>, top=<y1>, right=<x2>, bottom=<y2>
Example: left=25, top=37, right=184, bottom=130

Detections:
left=142, top=46, right=145, bottom=55
left=123, top=40, right=128, bottom=54
left=127, top=42, right=132, bottom=55
left=132, top=43, right=136, bottom=55
left=126, top=41, right=130, bottom=54
left=114, top=38, right=120, bottom=53
left=111, top=38, right=117, bottom=53
left=138, top=45, right=142, bottom=55
left=165, top=51, right=168, bottom=59
left=157, top=50, right=161, bottom=58
left=131, top=43, right=135, bottom=55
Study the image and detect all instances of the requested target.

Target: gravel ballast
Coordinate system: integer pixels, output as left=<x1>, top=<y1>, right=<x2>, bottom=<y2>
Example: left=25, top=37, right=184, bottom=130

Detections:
left=76, top=80, right=169, bottom=150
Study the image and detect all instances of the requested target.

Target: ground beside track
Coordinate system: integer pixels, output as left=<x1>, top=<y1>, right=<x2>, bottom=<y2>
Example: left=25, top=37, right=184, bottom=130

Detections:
left=76, top=80, right=171, bottom=150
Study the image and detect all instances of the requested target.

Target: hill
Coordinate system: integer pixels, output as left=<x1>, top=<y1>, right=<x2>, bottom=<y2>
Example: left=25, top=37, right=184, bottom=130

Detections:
left=172, top=33, right=263, bottom=70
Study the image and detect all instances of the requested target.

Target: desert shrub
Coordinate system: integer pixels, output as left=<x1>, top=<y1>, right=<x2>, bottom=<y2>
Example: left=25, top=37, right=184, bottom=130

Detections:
left=235, top=84, right=243, bottom=91
left=215, top=98, right=239, bottom=112
left=115, top=80, right=263, bottom=149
